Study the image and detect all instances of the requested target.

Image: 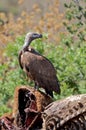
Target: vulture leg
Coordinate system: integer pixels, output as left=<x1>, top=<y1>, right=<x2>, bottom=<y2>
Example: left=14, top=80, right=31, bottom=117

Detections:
left=34, top=81, right=39, bottom=90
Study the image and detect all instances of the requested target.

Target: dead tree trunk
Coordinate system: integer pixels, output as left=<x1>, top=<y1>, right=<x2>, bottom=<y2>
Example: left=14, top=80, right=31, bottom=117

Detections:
left=42, top=94, right=86, bottom=130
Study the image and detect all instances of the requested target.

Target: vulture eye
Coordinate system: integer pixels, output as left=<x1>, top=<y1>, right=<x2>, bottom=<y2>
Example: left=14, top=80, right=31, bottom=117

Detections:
left=32, top=34, right=38, bottom=38
left=32, top=33, right=42, bottom=38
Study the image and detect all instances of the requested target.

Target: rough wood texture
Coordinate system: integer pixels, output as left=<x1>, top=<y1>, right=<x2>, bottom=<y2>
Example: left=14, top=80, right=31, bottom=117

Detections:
left=0, top=86, right=52, bottom=130
left=13, top=86, right=53, bottom=115
left=13, top=86, right=52, bottom=129
left=42, top=94, right=86, bottom=130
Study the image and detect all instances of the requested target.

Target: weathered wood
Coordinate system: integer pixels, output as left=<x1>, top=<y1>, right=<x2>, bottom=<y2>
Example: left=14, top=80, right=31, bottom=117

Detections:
left=42, top=94, right=86, bottom=130
left=1, top=87, right=86, bottom=130
left=0, top=86, right=52, bottom=130
left=12, top=86, right=52, bottom=129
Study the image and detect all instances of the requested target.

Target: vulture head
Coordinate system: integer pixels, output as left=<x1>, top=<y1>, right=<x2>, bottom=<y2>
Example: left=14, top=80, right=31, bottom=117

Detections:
left=23, top=32, right=42, bottom=49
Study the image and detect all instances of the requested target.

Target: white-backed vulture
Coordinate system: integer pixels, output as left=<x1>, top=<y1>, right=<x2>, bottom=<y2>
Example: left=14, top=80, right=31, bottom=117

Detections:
left=18, top=32, right=60, bottom=97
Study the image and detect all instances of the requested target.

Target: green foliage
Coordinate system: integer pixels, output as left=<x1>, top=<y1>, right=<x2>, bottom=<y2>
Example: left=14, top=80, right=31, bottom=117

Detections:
left=64, top=0, right=86, bottom=44
left=0, top=103, right=11, bottom=117
left=61, top=0, right=86, bottom=98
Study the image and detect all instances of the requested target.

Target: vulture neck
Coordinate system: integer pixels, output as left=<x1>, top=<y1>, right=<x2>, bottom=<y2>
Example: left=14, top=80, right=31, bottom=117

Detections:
left=22, top=39, right=32, bottom=51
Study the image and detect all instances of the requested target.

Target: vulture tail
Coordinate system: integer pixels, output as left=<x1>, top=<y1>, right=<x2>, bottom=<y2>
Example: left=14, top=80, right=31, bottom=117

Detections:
left=54, top=81, right=61, bottom=95
left=45, top=89, right=53, bottom=98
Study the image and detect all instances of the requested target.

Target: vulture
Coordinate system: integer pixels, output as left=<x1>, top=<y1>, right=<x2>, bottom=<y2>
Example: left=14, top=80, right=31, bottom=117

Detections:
left=18, top=32, right=60, bottom=97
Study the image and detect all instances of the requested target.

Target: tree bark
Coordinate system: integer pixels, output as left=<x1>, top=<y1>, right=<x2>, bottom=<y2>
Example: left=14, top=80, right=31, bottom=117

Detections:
left=42, top=94, right=86, bottom=130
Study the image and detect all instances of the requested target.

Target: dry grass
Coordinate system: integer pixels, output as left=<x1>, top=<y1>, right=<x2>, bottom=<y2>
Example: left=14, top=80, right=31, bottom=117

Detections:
left=0, top=0, right=64, bottom=61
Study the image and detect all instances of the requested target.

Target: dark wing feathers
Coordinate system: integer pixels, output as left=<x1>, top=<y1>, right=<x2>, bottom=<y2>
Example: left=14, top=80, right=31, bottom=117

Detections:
left=22, top=51, right=56, bottom=79
left=18, top=50, right=23, bottom=69
left=19, top=48, right=60, bottom=95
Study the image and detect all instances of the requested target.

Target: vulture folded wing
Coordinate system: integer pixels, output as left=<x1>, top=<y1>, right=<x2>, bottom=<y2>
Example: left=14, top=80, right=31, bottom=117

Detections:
left=28, top=54, right=60, bottom=94
left=28, top=55, right=57, bottom=79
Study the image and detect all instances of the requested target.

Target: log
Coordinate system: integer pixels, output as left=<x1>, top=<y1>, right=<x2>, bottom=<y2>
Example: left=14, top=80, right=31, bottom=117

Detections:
left=42, top=94, right=86, bottom=130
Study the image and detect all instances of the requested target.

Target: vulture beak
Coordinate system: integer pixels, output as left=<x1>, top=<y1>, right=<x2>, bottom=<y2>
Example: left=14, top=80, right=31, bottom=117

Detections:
left=38, top=34, right=42, bottom=38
